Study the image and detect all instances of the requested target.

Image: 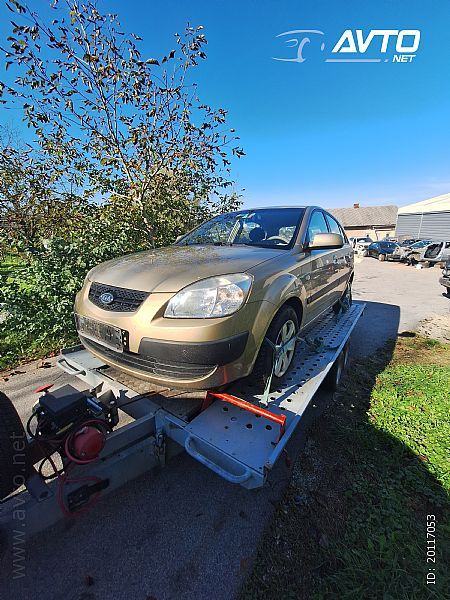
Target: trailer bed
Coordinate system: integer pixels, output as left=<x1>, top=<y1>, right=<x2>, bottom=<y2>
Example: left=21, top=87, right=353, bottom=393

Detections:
left=0, top=302, right=365, bottom=539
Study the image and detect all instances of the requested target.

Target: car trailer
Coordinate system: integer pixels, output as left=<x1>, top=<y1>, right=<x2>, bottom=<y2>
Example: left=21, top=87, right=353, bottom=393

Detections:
left=0, top=302, right=365, bottom=544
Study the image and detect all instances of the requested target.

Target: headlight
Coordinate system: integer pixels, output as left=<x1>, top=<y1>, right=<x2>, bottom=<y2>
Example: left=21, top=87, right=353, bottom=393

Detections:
left=164, top=274, right=252, bottom=319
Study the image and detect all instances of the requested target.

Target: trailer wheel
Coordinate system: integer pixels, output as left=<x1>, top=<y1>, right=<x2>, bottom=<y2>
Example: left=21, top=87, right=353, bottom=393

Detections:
left=0, top=391, right=29, bottom=500
left=322, top=342, right=349, bottom=392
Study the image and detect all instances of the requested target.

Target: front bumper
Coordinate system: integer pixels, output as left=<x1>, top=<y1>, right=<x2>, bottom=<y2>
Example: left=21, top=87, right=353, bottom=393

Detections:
left=74, top=280, right=276, bottom=389
left=79, top=331, right=249, bottom=386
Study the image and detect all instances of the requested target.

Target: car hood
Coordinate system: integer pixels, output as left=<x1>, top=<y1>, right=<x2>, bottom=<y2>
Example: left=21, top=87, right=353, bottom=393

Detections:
left=88, top=245, right=283, bottom=293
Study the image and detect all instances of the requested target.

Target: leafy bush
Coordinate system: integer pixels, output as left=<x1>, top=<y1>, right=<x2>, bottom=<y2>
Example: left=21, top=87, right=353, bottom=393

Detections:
left=0, top=194, right=238, bottom=368
left=0, top=202, right=147, bottom=367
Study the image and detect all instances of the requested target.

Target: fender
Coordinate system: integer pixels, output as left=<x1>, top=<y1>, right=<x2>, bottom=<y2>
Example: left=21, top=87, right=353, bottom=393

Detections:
left=244, top=271, right=308, bottom=367
left=257, top=271, right=308, bottom=310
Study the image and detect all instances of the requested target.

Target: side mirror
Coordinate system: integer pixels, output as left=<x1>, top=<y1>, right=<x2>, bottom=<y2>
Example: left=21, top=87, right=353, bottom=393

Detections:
left=308, top=233, right=343, bottom=250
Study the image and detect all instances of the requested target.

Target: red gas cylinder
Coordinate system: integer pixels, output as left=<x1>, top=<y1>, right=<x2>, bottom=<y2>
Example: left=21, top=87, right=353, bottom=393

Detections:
left=71, top=426, right=105, bottom=461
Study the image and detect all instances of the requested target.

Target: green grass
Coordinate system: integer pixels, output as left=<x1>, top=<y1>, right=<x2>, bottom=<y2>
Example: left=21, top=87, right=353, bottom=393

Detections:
left=241, top=336, right=450, bottom=600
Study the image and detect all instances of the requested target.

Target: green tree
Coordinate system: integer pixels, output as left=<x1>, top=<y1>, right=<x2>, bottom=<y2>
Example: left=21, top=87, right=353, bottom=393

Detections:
left=1, top=0, right=243, bottom=245
left=0, top=0, right=243, bottom=367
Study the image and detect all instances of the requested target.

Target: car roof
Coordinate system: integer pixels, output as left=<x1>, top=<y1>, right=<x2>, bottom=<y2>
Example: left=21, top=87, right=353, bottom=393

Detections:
left=234, top=206, right=308, bottom=211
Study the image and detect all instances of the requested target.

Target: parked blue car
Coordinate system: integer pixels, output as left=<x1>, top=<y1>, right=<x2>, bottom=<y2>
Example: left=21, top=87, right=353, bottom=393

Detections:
left=365, top=241, right=399, bottom=261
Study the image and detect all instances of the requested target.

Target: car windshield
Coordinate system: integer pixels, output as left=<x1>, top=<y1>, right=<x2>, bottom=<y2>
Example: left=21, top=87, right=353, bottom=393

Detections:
left=177, top=208, right=306, bottom=249
left=358, top=237, right=372, bottom=243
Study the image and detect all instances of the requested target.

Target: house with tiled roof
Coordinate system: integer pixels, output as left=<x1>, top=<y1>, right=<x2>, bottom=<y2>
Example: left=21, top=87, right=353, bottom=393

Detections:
left=329, top=203, right=398, bottom=240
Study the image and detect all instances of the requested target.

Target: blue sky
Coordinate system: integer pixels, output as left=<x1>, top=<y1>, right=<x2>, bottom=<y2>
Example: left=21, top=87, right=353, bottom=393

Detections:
left=1, top=0, right=449, bottom=209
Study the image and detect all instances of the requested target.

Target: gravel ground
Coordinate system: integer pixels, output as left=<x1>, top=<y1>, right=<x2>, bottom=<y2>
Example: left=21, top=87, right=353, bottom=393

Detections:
left=0, top=256, right=448, bottom=600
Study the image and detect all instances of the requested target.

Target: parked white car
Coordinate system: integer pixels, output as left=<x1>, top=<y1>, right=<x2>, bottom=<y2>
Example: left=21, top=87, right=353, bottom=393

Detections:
left=392, top=239, right=432, bottom=262
left=407, top=241, right=450, bottom=265
left=350, top=236, right=373, bottom=253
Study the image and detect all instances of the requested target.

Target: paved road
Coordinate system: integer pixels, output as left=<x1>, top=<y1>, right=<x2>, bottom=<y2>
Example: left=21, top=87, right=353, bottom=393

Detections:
left=0, top=258, right=448, bottom=600
left=351, top=255, right=449, bottom=354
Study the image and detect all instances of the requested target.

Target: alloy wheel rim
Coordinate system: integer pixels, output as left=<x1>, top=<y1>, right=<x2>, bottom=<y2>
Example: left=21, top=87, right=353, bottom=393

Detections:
left=274, top=319, right=297, bottom=377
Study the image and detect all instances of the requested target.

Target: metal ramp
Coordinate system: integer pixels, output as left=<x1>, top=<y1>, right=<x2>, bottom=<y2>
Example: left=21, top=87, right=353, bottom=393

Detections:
left=173, top=303, right=364, bottom=486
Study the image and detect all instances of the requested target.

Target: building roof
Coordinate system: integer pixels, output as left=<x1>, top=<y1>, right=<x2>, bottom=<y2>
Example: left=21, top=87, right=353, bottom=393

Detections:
left=329, top=205, right=398, bottom=228
left=397, top=192, right=450, bottom=215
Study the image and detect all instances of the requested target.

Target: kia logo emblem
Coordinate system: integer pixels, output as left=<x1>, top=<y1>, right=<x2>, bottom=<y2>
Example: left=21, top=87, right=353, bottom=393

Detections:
left=99, top=292, right=114, bottom=305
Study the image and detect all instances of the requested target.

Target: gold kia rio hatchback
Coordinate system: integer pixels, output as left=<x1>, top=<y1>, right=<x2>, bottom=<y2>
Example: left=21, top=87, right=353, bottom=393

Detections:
left=74, top=207, right=353, bottom=390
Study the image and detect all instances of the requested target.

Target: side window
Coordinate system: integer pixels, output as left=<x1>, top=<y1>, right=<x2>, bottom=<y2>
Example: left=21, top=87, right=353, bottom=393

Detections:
left=326, top=213, right=347, bottom=242
left=325, top=214, right=341, bottom=234
left=307, top=211, right=329, bottom=244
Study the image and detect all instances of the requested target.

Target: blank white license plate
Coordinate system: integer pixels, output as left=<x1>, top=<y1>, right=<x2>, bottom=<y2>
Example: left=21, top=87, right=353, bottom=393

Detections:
left=75, top=314, right=123, bottom=352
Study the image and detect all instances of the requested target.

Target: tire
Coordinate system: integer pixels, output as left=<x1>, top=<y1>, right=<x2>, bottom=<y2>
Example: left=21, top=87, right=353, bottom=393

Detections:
left=0, top=391, right=29, bottom=500
left=362, top=250, right=368, bottom=257
left=333, top=280, right=353, bottom=314
left=322, top=341, right=350, bottom=392
left=251, top=305, right=299, bottom=391
left=378, top=253, right=386, bottom=261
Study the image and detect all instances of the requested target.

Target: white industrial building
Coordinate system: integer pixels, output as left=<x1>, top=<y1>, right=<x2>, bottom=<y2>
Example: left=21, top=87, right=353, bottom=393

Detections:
left=396, top=193, right=450, bottom=240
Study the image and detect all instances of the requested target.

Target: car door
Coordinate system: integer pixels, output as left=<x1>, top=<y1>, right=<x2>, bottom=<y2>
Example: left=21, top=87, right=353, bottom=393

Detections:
left=324, top=212, right=351, bottom=303
left=302, top=209, right=335, bottom=320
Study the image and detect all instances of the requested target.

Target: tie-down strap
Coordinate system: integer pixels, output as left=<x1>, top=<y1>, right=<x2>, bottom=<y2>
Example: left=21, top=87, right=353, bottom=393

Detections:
left=260, top=300, right=350, bottom=405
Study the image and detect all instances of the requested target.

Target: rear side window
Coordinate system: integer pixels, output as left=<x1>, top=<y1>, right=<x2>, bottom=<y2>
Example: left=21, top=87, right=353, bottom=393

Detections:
left=325, top=214, right=341, bottom=234
left=307, top=211, right=329, bottom=243
left=326, top=213, right=348, bottom=243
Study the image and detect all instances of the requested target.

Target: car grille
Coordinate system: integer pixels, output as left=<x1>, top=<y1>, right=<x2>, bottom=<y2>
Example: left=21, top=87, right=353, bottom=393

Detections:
left=88, top=282, right=149, bottom=312
left=81, top=336, right=216, bottom=381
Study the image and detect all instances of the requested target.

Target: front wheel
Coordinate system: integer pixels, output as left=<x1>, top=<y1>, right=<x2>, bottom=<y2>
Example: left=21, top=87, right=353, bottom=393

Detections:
left=378, top=253, right=386, bottom=261
left=251, top=305, right=299, bottom=391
